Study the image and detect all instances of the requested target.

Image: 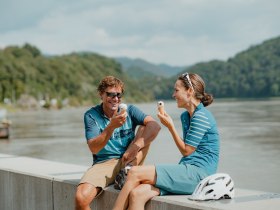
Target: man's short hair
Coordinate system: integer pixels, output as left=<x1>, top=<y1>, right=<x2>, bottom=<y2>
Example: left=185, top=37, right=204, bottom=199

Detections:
left=97, top=76, right=125, bottom=93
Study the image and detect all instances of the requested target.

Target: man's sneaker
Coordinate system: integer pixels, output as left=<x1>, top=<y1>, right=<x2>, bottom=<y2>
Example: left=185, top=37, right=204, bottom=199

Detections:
left=114, top=165, right=132, bottom=190
left=124, top=165, right=132, bottom=174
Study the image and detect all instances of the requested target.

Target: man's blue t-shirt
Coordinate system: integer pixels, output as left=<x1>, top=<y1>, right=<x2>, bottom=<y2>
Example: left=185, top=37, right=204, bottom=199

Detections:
left=84, top=104, right=147, bottom=164
left=179, top=103, right=220, bottom=175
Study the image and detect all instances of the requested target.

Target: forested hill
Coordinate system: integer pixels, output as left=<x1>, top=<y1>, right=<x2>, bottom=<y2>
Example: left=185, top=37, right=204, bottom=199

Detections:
left=1, top=35, right=280, bottom=108
left=156, top=36, right=280, bottom=99
left=0, top=44, right=153, bottom=107
left=115, top=57, right=184, bottom=78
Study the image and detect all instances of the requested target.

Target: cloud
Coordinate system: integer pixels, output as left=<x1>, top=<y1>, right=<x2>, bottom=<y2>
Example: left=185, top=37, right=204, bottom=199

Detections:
left=0, top=0, right=280, bottom=65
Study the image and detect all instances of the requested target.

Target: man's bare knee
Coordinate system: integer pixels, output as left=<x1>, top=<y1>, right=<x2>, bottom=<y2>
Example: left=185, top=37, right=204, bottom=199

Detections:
left=75, top=183, right=99, bottom=210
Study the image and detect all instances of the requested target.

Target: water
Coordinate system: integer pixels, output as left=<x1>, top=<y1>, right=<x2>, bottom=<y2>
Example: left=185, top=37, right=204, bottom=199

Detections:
left=1, top=99, right=280, bottom=193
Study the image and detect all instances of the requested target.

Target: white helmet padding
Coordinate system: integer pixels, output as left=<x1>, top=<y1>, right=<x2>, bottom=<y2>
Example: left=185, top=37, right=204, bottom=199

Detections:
left=189, top=173, right=234, bottom=201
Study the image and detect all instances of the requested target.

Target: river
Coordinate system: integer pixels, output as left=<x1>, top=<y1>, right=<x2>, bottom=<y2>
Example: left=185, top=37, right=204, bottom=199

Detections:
left=0, top=98, right=279, bottom=193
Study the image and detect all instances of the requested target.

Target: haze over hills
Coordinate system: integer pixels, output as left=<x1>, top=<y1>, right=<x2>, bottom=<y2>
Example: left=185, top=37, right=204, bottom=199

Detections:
left=115, top=57, right=185, bottom=78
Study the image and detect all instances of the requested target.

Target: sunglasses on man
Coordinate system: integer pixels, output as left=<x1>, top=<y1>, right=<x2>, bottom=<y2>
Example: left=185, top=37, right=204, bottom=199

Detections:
left=106, top=92, right=123, bottom=99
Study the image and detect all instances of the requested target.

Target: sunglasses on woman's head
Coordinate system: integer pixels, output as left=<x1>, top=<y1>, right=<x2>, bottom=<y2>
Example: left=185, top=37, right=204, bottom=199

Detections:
left=181, top=72, right=194, bottom=90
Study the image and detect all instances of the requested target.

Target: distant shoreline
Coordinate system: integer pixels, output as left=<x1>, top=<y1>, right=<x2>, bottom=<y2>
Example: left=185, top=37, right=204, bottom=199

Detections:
left=1, top=97, right=280, bottom=112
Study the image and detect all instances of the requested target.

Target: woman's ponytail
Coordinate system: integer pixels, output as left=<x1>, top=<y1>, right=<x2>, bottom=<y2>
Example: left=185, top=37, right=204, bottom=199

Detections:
left=201, top=93, right=213, bottom=107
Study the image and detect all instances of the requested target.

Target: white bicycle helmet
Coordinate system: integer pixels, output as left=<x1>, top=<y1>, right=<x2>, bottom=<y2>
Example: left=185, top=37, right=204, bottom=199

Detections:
left=189, top=173, right=234, bottom=201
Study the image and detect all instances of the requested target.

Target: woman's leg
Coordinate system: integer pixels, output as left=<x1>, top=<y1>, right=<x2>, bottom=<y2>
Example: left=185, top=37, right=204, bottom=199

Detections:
left=128, top=184, right=160, bottom=210
left=112, top=165, right=157, bottom=210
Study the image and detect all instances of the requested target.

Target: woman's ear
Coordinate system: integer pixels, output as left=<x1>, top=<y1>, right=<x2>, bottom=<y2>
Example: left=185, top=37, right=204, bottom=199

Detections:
left=186, top=88, right=193, bottom=97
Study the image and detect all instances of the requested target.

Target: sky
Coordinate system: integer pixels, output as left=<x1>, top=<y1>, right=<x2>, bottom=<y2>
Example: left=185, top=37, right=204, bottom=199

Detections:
left=1, top=0, right=280, bottom=66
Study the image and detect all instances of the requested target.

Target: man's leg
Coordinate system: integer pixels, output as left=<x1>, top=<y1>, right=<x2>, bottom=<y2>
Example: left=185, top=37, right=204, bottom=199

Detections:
left=130, top=125, right=150, bottom=166
left=114, top=126, right=150, bottom=190
left=76, top=159, right=122, bottom=209
left=75, top=183, right=101, bottom=210
left=114, top=126, right=151, bottom=190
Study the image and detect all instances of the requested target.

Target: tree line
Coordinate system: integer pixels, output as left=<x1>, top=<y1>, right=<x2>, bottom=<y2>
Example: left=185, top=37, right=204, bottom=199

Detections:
left=0, top=44, right=153, bottom=108
left=153, top=36, right=280, bottom=99
left=0, top=36, right=279, bottom=108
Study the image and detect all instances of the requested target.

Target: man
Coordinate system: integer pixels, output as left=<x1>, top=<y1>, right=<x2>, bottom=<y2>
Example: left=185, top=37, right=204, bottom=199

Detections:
left=75, top=76, right=161, bottom=210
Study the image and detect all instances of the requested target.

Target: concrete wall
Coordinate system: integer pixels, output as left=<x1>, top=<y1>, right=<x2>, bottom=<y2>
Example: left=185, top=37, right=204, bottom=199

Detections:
left=0, top=170, right=53, bottom=210
left=1, top=153, right=280, bottom=210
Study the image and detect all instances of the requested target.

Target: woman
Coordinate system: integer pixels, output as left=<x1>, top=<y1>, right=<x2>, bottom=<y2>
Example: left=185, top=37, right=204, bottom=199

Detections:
left=113, top=73, right=220, bottom=210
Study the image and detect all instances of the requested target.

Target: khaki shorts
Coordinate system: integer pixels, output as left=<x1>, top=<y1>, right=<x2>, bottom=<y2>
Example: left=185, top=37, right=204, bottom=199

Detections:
left=79, top=158, right=122, bottom=191
left=79, top=154, right=147, bottom=197
left=79, top=143, right=149, bottom=196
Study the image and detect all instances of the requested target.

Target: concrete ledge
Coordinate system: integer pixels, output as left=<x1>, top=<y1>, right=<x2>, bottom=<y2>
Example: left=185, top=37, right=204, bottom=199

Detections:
left=1, top=153, right=280, bottom=210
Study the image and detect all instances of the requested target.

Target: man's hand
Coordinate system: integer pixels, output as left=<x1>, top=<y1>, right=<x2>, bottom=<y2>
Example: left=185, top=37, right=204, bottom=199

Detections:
left=110, top=112, right=127, bottom=129
left=121, top=143, right=140, bottom=165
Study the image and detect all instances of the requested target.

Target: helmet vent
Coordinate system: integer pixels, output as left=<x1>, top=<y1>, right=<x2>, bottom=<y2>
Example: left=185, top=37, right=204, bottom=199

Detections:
left=216, top=176, right=225, bottom=181
left=226, top=179, right=232, bottom=187
left=206, top=182, right=215, bottom=186
left=203, top=181, right=210, bottom=188
left=206, top=189, right=214, bottom=195
left=224, top=194, right=230, bottom=199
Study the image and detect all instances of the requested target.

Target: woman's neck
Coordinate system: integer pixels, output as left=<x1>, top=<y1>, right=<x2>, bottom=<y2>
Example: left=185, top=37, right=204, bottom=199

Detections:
left=187, top=99, right=200, bottom=117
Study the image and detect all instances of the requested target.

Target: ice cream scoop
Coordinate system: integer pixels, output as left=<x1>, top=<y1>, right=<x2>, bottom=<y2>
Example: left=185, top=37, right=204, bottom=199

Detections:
left=119, top=103, right=127, bottom=114
left=157, top=101, right=165, bottom=115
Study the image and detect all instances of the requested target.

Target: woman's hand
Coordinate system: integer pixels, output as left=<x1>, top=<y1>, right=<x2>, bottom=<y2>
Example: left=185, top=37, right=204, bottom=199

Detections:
left=157, top=111, right=174, bottom=129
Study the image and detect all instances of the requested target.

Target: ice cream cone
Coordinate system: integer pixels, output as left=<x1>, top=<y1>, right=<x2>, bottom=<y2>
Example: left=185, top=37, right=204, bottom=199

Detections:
left=157, top=101, right=165, bottom=115
left=119, top=103, right=127, bottom=114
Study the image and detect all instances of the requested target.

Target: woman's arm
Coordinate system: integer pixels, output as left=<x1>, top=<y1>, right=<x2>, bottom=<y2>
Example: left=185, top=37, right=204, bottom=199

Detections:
left=158, top=112, right=195, bottom=156
left=168, top=122, right=196, bottom=156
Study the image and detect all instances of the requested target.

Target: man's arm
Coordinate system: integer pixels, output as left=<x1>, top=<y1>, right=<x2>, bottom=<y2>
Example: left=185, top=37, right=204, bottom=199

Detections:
left=133, top=116, right=161, bottom=149
left=122, top=116, right=161, bottom=164
left=87, top=113, right=127, bottom=154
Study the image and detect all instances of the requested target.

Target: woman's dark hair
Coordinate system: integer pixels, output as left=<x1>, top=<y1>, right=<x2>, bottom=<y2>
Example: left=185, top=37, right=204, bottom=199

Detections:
left=178, top=73, right=213, bottom=107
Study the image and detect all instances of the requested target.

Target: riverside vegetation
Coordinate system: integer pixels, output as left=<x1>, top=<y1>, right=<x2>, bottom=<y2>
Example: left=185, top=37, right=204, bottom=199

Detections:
left=0, top=36, right=280, bottom=109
